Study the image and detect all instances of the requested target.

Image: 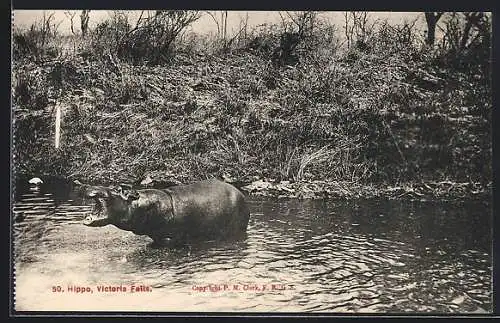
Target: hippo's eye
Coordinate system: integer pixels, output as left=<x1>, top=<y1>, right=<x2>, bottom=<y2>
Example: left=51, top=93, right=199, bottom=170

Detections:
left=126, top=190, right=140, bottom=201
left=109, top=186, right=124, bottom=196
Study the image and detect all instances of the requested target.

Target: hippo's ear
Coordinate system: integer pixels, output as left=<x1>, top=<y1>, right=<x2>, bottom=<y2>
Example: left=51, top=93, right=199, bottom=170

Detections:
left=125, top=190, right=140, bottom=201
left=109, top=185, right=123, bottom=196
left=110, top=185, right=139, bottom=201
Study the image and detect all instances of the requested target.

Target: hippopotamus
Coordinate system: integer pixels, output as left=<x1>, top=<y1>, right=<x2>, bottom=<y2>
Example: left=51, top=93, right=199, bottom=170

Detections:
left=79, top=179, right=250, bottom=245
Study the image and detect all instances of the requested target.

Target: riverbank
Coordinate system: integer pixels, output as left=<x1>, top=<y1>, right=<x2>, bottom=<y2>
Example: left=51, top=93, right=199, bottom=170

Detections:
left=15, top=172, right=491, bottom=203
left=12, top=14, right=492, bottom=202
left=238, top=178, right=491, bottom=201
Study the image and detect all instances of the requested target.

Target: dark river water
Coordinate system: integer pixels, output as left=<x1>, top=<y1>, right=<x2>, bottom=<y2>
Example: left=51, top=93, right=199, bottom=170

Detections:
left=12, top=182, right=492, bottom=313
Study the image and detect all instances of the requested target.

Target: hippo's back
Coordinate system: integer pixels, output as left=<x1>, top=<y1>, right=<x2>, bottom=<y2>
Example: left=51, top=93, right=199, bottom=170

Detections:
left=166, top=178, right=241, bottom=196
left=165, top=179, right=249, bottom=227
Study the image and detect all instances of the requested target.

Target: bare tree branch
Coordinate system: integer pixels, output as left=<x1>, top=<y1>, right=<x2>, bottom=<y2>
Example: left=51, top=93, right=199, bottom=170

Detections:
left=205, top=11, right=221, bottom=36
left=80, top=10, right=91, bottom=38
left=64, top=11, right=77, bottom=35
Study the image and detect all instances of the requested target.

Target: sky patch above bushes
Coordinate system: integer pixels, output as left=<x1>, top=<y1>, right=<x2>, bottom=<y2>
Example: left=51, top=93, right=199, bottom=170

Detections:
left=13, top=10, right=425, bottom=37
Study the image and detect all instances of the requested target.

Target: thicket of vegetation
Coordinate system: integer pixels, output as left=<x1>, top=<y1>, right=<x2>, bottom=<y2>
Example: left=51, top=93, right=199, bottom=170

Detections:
left=12, top=11, right=492, bottom=199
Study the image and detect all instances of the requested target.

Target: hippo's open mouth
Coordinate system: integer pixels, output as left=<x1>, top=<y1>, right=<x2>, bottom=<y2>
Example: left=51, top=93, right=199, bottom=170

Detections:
left=83, top=197, right=110, bottom=227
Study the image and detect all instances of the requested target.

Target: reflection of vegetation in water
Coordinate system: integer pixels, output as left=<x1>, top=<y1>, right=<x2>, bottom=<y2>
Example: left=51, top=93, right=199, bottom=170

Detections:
left=12, top=11, right=491, bottom=199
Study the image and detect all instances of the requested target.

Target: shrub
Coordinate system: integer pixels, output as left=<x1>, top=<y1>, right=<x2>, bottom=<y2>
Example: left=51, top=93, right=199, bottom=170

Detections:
left=13, top=12, right=63, bottom=62
left=88, top=11, right=201, bottom=65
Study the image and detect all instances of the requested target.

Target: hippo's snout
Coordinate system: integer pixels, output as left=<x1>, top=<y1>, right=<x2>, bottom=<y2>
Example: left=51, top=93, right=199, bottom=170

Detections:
left=83, top=213, right=110, bottom=227
left=78, top=184, right=126, bottom=227
left=83, top=199, right=110, bottom=227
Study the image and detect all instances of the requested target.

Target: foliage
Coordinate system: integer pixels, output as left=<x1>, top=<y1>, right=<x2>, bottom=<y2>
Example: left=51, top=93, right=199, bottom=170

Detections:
left=13, top=12, right=63, bottom=62
left=435, top=12, right=491, bottom=77
left=12, top=12, right=492, bottom=198
left=89, top=10, right=201, bottom=65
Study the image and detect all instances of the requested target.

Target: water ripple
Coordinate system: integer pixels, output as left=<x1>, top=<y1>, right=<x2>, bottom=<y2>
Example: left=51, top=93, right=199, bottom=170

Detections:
left=12, top=190, right=492, bottom=313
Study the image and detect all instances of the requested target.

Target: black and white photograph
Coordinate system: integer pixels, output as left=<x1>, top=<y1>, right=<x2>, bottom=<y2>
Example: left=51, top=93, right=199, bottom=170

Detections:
left=11, top=10, right=492, bottom=314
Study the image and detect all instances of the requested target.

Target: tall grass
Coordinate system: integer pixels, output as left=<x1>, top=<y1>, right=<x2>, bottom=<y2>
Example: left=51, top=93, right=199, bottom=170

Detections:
left=12, top=12, right=492, bottom=189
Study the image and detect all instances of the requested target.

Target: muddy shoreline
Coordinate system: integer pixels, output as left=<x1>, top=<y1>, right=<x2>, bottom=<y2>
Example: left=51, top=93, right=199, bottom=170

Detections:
left=15, top=173, right=491, bottom=202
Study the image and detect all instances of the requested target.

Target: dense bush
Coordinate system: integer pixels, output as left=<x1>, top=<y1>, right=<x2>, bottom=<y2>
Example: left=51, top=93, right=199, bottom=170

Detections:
left=88, top=11, right=201, bottom=65
left=12, top=12, right=492, bottom=192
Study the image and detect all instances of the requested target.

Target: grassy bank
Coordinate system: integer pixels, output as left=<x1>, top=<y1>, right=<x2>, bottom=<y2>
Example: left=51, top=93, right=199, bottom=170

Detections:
left=12, top=13, right=492, bottom=200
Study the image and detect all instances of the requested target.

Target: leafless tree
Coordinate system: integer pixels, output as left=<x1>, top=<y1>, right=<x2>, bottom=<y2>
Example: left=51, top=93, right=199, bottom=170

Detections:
left=424, top=12, right=444, bottom=45
left=222, top=11, right=228, bottom=41
left=439, top=12, right=491, bottom=52
left=278, top=11, right=317, bottom=39
left=123, top=10, right=201, bottom=63
left=224, top=12, right=251, bottom=51
left=460, top=12, right=490, bottom=50
left=343, top=12, right=376, bottom=50
left=241, top=12, right=249, bottom=40
left=205, top=11, right=221, bottom=36
left=38, top=11, right=62, bottom=47
left=274, top=11, right=319, bottom=63
left=377, top=17, right=421, bottom=49
left=208, top=11, right=251, bottom=51
left=205, top=10, right=229, bottom=43
left=64, top=11, right=77, bottom=35
left=231, top=12, right=250, bottom=48
left=80, top=10, right=91, bottom=38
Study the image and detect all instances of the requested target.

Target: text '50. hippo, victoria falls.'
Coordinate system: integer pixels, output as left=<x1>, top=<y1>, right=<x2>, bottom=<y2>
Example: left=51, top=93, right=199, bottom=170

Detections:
left=52, top=285, right=153, bottom=294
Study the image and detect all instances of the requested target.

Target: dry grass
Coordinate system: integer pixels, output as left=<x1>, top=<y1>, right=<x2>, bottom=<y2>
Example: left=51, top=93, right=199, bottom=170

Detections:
left=12, top=15, right=491, bottom=195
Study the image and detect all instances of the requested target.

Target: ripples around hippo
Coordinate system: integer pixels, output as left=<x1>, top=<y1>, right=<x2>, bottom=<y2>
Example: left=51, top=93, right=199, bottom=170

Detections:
left=13, top=185, right=491, bottom=313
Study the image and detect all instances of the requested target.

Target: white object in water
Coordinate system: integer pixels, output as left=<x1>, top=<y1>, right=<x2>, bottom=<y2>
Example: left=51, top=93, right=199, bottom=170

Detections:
left=140, top=175, right=153, bottom=186
left=28, top=177, right=43, bottom=185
